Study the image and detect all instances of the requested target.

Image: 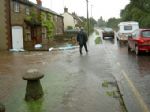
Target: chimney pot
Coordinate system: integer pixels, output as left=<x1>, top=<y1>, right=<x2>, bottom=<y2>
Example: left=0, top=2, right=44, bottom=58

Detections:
left=36, top=0, right=42, bottom=6
left=64, top=7, right=68, bottom=12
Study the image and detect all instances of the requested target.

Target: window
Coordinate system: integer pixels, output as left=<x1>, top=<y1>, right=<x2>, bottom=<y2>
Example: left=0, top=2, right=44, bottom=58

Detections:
left=25, top=7, right=30, bottom=15
left=14, top=2, right=20, bottom=12
left=124, top=25, right=132, bottom=30
left=26, top=32, right=31, bottom=41
left=142, top=31, right=150, bottom=38
left=132, top=30, right=139, bottom=38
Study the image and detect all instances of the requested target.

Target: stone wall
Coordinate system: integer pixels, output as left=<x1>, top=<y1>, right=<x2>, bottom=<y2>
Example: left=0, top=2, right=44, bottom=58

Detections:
left=0, top=0, right=11, bottom=50
left=56, top=16, right=64, bottom=35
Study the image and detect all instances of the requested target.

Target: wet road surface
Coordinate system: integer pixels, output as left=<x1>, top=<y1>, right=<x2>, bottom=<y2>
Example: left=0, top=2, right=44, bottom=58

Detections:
left=0, top=33, right=124, bottom=112
left=98, top=28, right=150, bottom=112
left=0, top=29, right=149, bottom=112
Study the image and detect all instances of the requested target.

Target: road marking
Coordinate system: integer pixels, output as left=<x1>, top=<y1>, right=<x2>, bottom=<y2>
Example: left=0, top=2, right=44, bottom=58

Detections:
left=121, top=70, right=150, bottom=112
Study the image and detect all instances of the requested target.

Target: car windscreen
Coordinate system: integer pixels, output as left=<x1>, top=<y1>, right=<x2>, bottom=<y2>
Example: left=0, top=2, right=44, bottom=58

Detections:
left=104, top=28, right=113, bottom=32
left=142, top=30, right=150, bottom=38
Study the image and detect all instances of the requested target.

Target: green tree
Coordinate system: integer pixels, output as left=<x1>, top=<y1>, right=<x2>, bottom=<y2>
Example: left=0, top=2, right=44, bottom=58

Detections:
left=130, top=0, right=150, bottom=13
left=80, top=16, right=95, bottom=34
left=106, top=18, right=121, bottom=30
left=97, top=16, right=106, bottom=27
left=90, top=17, right=97, bottom=27
left=120, top=0, right=150, bottom=28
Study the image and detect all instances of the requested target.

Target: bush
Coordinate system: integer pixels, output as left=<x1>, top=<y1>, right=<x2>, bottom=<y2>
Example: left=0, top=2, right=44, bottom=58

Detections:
left=67, top=26, right=73, bottom=30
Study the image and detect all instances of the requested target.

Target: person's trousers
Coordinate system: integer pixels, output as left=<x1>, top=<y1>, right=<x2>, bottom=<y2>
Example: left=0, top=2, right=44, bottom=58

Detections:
left=79, top=43, right=88, bottom=54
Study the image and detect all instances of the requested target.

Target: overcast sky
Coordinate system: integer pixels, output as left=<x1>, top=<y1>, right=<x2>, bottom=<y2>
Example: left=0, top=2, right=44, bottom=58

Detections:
left=30, top=0, right=130, bottom=21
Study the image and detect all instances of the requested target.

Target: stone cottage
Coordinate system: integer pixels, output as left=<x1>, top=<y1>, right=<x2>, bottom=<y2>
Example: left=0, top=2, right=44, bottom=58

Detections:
left=11, top=0, right=64, bottom=50
left=0, top=0, right=64, bottom=51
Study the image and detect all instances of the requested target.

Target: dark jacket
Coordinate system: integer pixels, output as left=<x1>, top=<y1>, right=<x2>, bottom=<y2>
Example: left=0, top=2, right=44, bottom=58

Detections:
left=77, top=31, right=88, bottom=45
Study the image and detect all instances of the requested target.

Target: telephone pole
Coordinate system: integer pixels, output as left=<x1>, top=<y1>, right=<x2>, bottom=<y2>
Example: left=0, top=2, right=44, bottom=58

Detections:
left=86, top=0, right=89, bottom=36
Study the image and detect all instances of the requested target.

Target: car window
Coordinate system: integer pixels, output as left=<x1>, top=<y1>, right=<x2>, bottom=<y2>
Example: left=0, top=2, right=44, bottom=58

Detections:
left=142, top=31, right=150, bottom=38
left=132, top=30, right=139, bottom=38
left=124, top=25, right=132, bottom=30
left=132, top=32, right=136, bottom=38
left=104, top=28, right=113, bottom=32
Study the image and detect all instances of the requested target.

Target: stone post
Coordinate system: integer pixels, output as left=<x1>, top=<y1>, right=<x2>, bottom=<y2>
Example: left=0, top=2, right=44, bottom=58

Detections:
left=0, top=103, right=5, bottom=112
left=23, top=69, right=44, bottom=101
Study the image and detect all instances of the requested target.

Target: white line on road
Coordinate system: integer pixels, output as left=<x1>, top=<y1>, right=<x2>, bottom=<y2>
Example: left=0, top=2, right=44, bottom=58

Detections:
left=121, top=70, right=150, bottom=112
left=104, top=43, right=149, bottom=112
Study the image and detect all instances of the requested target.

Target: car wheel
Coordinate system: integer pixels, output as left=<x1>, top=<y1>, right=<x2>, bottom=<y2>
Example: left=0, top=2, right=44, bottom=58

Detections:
left=135, top=46, right=140, bottom=55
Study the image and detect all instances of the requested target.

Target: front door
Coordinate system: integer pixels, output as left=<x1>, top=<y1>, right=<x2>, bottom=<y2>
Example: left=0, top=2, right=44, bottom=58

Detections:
left=12, top=26, right=23, bottom=50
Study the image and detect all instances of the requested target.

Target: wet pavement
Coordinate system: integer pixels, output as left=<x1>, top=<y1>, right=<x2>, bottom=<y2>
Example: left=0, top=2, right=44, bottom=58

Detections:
left=0, top=29, right=150, bottom=112
left=98, top=29, right=150, bottom=112
left=0, top=31, right=126, bottom=112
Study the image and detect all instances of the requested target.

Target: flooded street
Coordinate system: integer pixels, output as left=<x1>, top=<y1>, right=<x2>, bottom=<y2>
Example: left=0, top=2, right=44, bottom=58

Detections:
left=0, top=30, right=150, bottom=112
left=100, top=30, right=150, bottom=112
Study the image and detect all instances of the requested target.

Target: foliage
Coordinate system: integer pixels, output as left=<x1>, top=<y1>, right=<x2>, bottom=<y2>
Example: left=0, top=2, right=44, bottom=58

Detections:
left=67, top=26, right=73, bottom=30
left=83, top=20, right=94, bottom=34
left=97, top=16, right=106, bottom=27
left=107, top=18, right=121, bottom=30
left=25, top=10, right=55, bottom=39
left=130, top=0, right=150, bottom=13
left=80, top=16, right=87, bottom=21
left=96, top=16, right=120, bottom=30
left=120, top=0, right=150, bottom=28
left=76, top=16, right=96, bottom=34
left=102, top=80, right=109, bottom=88
left=90, top=17, right=97, bottom=27
left=25, top=9, right=41, bottom=26
left=95, top=37, right=101, bottom=44
left=41, top=12, right=55, bottom=39
left=95, top=29, right=99, bottom=35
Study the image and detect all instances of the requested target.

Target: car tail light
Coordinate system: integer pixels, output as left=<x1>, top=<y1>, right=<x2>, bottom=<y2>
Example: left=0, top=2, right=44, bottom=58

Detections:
left=138, top=39, right=145, bottom=43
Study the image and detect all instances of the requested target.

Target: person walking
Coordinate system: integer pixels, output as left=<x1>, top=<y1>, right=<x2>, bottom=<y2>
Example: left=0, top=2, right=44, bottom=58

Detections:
left=77, top=27, right=88, bottom=55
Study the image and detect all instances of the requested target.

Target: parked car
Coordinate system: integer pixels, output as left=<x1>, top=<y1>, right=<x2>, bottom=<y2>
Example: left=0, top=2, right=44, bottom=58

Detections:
left=117, top=21, right=139, bottom=41
left=128, top=29, right=150, bottom=55
left=102, top=27, right=114, bottom=39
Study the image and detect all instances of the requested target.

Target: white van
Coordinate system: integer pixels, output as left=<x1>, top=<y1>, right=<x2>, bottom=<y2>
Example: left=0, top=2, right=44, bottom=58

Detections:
left=117, top=21, right=139, bottom=41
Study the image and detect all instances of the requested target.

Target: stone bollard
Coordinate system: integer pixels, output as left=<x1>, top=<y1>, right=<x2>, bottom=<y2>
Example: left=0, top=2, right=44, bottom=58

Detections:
left=23, top=69, right=44, bottom=101
left=0, top=103, right=5, bottom=112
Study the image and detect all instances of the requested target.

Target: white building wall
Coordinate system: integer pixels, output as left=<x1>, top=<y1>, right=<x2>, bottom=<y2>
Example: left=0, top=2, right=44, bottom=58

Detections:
left=62, top=13, right=75, bottom=30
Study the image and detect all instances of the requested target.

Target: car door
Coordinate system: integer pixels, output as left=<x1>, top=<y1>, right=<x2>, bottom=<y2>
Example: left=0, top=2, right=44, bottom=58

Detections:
left=128, top=33, right=133, bottom=48
left=128, top=31, right=137, bottom=49
left=129, top=30, right=139, bottom=50
left=132, top=30, right=139, bottom=50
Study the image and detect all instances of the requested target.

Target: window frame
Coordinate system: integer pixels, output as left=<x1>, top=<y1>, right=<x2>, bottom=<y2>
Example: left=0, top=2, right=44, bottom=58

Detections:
left=124, top=25, right=132, bottom=31
left=13, top=1, right=20, bottom=13
left=25, top=6, right=30, bottom=15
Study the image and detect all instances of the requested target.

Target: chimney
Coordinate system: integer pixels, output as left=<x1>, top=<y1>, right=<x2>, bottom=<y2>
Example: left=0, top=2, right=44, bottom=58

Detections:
left=64, top=7, right=68, bottom=12
left=36, top=0, right=42, bottom=6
